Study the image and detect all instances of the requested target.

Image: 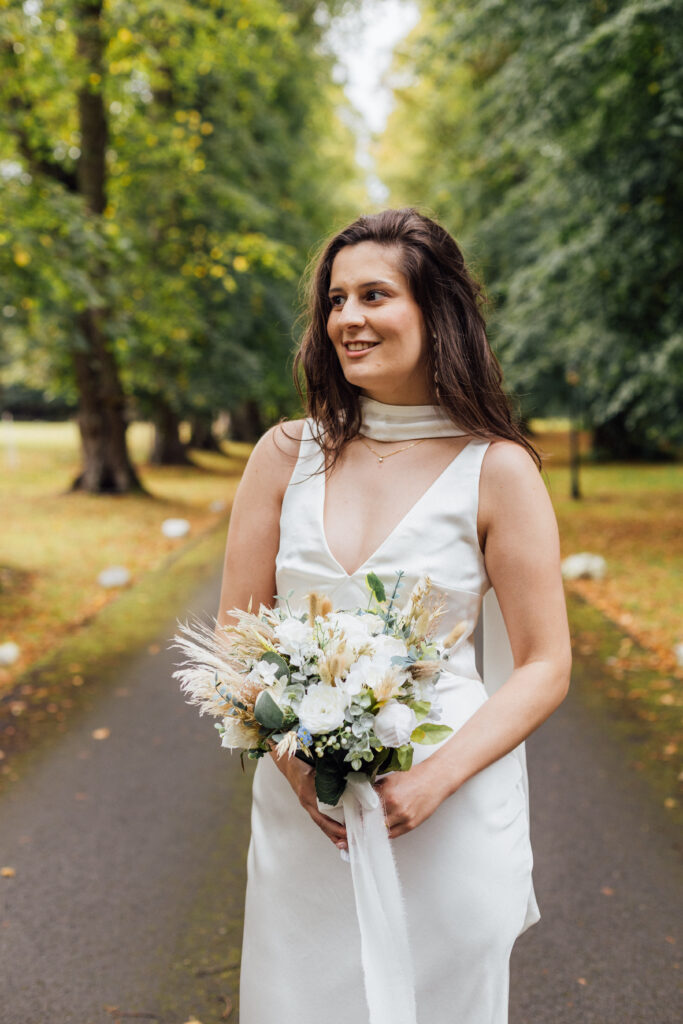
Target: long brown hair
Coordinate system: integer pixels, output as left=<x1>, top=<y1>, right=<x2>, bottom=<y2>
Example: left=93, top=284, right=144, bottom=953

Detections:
left=292, top=207, right=541, bottom=470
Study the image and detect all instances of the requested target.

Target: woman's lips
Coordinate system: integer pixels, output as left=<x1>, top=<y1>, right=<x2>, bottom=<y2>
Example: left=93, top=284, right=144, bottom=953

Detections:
left=343, top=341, right=380, bottom=357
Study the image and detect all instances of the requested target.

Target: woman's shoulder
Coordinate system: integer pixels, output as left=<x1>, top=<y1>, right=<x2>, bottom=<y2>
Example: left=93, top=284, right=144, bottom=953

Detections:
left=244, top=417, right=309, bottom=498
left=478, top=436, right=551, bottom=526
left=480, top=436, right=539, bottom=478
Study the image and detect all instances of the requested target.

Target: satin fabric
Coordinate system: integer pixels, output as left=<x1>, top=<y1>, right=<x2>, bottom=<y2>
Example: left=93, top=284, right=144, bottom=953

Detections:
left=239, top=419, right=540, bottom=1024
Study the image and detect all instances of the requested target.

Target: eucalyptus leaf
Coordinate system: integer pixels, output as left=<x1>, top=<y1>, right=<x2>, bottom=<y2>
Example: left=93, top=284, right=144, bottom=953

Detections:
left=254, top=689, right=285, bottom=730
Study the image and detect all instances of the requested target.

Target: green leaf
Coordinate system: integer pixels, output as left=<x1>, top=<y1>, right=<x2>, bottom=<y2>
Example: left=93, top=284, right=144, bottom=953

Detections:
left=408, top=699, right=431, bottom=723
left=253, top=689, right=285, bottom=730
left=261, top=650, right=290, bottom=681
left=314, top=757, right=347, bottom=807
left=396, top=744, right=414, bottom=770
left=365, top=572, right=386, bottom=603
left=380, top=744, right=413, bottom=773
left=410, top=723, right=454, bottom=745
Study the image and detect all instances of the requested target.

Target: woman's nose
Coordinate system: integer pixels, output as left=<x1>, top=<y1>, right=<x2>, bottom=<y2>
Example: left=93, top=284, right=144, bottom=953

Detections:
left=338, top=296, right=365, bottom=327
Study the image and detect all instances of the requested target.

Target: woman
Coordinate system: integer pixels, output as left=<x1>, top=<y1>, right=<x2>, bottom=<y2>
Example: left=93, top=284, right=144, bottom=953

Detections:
left=217, top=208, right=571, bottom=1023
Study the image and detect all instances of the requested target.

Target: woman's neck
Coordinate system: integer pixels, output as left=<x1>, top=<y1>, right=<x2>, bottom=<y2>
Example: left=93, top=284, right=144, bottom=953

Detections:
left=358, top=395, right=465, bottom=441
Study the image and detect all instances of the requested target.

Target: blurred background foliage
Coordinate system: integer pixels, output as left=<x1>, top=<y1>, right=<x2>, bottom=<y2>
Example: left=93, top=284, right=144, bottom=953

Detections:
left=1, top=0, right=681, bottom=491
left=0, top=0, right=364, bottom=488
left=377, top=0, right=683, bottom=460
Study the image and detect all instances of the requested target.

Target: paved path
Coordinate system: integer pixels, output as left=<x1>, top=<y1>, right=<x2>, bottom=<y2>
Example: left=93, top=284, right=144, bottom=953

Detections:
left=1, top=573, right=681, bottom=1023
left=510, top=686, right=683, bottom=1023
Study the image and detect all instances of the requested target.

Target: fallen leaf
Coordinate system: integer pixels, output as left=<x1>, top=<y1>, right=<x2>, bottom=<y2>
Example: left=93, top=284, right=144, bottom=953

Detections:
left=665, top=935, right=676, bottom=944
left=148, top=644, right=160, bottom=655
left=600, top=886, right=614, bottom=896
left=92, top=727, right=110, bottom=740
left=1, top=867, right=16, bottom=878
left=577, top=977, right=587, bottom=986
left=222, top=994, right=233, bottom=1019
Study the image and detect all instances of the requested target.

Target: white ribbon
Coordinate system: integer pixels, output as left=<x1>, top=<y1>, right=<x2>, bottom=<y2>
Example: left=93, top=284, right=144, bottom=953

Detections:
left=339, top=772, right=417, bottom=1024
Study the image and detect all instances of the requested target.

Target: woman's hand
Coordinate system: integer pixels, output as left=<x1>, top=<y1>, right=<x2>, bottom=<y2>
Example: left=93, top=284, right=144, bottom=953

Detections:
left=270, top=750, right=348, bottom=851
left=373, top=761, right=450, bottom=840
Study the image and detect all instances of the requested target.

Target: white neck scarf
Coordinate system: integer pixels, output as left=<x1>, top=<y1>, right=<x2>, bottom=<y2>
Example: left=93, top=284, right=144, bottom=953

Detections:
left=358, top=395, right=466, bottom=441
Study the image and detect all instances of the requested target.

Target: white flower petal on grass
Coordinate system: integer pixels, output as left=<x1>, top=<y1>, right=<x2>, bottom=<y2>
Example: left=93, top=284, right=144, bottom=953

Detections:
left=97, top=566, right=130, bottom=588
left=373, top=701, right=417, bottom=747
left=298, top=682, right=349, bottom=734
left=561, top=552, right=606, bottom=580
left=162, top=517, right=191, bottom=539
left=0, top=642, right=20, bottom=666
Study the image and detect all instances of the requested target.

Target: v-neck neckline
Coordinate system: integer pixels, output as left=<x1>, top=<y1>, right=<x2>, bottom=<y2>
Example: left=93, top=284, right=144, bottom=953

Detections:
left=320, top=439, right=474, bottom=579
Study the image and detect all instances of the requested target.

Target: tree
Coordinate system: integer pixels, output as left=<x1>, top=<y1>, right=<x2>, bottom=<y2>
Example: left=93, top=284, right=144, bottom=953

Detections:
left=0, top=0, right=364, bottom=481
left=377, top=0, right=683, bottom=457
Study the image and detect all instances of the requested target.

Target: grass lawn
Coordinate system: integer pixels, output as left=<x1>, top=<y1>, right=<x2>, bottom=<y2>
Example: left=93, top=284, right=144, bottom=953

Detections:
left=0, top=420, right=681, bottom=813
left=534, top=426, right=682, bottom=673
left=0, top=421, right=249, bottom=694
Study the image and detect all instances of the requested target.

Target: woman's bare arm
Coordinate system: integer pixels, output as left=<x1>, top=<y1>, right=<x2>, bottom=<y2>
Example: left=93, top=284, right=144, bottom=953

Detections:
left=216, top=420, right=304, bottom=628
left=217, top=418, right=348, bottom=849
left=376, top=439, right=572, bottom=837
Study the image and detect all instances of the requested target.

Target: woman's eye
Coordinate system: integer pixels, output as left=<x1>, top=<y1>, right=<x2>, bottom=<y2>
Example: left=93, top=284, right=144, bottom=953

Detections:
left=330, top=296, right=344, bottom=308
left=366, top=290, right=385, bottom=301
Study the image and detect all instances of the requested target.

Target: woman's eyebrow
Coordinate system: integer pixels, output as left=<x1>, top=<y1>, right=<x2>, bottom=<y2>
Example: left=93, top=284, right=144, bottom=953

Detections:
left=328, top=278, right=395, bottom=294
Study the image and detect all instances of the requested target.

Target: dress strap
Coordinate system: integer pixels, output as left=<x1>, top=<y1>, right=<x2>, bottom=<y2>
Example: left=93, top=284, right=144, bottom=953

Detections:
left=285, top=417, right=325, bottom=490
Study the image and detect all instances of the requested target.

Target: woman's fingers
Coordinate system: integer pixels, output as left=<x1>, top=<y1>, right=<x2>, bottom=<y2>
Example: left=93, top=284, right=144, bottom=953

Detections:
left=298, top=775, right=347, bottom=847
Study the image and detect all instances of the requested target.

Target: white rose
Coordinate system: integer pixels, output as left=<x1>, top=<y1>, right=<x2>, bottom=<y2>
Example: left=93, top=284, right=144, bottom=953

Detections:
left=298, top=683, right=349, bottom=734
left=370, top=634, right=408, bottom=661
left=220, top=716, right=261, bottom=749
left=373, top=701, right=417, bottom=748
left=274, top=618, right=315, bottom=664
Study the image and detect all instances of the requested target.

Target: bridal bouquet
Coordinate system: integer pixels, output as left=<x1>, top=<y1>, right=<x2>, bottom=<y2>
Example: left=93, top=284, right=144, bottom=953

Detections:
left=173, top=571, right=467, bottom=805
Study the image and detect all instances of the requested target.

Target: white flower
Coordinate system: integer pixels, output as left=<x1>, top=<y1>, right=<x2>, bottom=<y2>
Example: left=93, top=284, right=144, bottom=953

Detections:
left=274, top=617, right=316, bottom=665
left=219, top=716, right=261, bottom=749
left=340, top=653, right=374, bottom=696
left=369, top=634, right=408, bottom=661
left=330, top=611, right=384, bottom=647
left=298, top=683, right=349, bottom=734
left=373, top=701, right=417, bottom=748
left=247, top=660, right=281, bottom=686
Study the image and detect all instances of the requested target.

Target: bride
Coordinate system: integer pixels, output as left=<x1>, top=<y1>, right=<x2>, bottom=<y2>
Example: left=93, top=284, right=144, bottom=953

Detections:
left=217, top=208, right=571, bottom=1023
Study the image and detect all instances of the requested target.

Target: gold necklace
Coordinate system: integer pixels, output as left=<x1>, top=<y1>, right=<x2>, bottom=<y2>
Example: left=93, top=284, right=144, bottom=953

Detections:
left=358, top=434, right=428, bottom=464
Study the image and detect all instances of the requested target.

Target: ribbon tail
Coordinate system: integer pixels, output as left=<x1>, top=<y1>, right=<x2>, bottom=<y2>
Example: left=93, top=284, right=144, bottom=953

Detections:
left=341, top=774, right=417, bottom=1024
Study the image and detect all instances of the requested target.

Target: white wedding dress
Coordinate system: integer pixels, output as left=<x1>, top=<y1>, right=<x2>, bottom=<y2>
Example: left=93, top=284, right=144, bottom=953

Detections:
left=239, top=414, right=540, bottom=1024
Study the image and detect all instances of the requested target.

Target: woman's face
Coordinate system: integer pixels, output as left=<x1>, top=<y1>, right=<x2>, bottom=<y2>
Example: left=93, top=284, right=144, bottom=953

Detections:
left=326, top=241, right=432, bottom=405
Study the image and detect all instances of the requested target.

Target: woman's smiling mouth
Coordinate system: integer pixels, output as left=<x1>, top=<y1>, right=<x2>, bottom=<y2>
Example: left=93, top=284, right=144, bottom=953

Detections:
left=344, top=340, right=380, bottom=353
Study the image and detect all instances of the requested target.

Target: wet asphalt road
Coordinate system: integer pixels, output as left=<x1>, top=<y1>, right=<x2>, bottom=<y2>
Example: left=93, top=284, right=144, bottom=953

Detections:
left=0, top=572, right=681, bottom=1024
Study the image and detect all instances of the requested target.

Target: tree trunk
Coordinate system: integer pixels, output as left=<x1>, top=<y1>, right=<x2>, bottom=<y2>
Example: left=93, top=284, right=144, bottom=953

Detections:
left=229, top=400, right=264, bottom=443
left=150, top=402, right=190, bottom=465
left=592, top=413, right=663, bottom=461
left=70, top=0, right=141, bottom=493
left=189, top=414, right=221, bottom=452
left=71, top=310, right=143, bottom=492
